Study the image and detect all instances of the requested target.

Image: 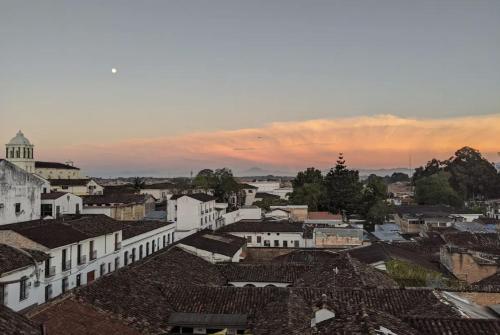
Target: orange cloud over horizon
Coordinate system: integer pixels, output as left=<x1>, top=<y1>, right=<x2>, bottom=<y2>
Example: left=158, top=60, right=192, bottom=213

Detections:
left=40, top=114, right=500, bottom=175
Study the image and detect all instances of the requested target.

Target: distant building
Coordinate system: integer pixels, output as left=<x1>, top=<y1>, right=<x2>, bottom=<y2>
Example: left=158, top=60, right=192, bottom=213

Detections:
left=82, top=193, right=155, bottom=221
left=0, top=160, right=43, bottom=225
left=140, top=182, right=176, bottom=201
left=313, top=227, right=364, bottom=249
left=269, top=205, right=308, bottom=222
left=4, top=131, right=83, bottom=179
left=48, top=178, right=103, bottom=196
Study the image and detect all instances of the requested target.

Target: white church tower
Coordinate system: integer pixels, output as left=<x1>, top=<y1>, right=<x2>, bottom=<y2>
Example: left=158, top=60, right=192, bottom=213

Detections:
left=5, top=130, right=35, bottom=173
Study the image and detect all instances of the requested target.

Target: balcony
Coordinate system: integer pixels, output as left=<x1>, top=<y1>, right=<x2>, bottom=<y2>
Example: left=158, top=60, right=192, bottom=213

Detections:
left=62, top=260, right=71, bottom=271
left=115, top=242, right=122, bottom=251
left=78, top=255, right=87, bottom=265
left=45, top=266, right=56, bottom=278
left=89, top=250, right=97, bottom=260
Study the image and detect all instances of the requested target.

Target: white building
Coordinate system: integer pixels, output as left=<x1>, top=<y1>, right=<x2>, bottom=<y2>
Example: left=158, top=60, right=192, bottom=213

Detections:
left=167, top=194, right=219, bottom=239
left=0, top=215, right=175, bottom=312
left=4, top=130, right=83, bottom=180
left=0, top=160, right=43, bottom=226
left=49, top=179, right=103, bottom=196
left=4, top=131, right=35, bottom=173
left=239, top=184, right=258, bottom=206
left=41, top=192, right=83, bottom=218
left=220, top=206, right=262, bottom=227
left=176, top=230, right=246, bottom=263
left=246, top=181, right=281, bottom=193
left=218, top=220, right=305, bottom=248
left=140, top=182, right=175, bottom=202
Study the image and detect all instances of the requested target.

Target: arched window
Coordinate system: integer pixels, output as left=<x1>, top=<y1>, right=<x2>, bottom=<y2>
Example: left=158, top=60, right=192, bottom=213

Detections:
left=244, top=284, right=255, bottom=288
left=265, top=284, right=276, bottom=288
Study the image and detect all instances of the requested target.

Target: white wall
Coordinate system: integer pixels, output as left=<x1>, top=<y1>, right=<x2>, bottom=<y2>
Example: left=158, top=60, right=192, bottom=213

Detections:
left=82, top=206, right=113, bottom=217
left=171, top=197, right=217, bottom=234
left=121, top=224, right=176, bottom=264
left=247, top=181, right=280, bottom=193
left=140, top=188, right=171, bottom=201
left=0, top=160, right=42, bottom=225
left=176, top=243, right=242, bottom=263
left=221, top=207, right=262, bottom=226
left=41, top=193, right=83, bottom=218
left=226, top=231, right=304, bottom=248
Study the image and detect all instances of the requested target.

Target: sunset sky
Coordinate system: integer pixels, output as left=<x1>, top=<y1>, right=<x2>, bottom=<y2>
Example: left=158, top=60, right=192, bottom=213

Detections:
left=1, top=1, right=499, bottom=176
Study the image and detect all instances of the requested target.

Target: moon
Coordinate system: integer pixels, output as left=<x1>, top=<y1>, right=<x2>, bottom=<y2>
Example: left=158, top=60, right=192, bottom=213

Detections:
left=111, top=68, right=117, bottom=74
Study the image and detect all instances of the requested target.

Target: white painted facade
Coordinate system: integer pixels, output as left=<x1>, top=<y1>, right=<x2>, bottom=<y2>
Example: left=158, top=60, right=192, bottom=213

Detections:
left=140, top=187, right=172, bottom=201
left=0, top=160, right=42, bottom=225
left=0, top=230, right=123, bottom=312
left=220, top=207, right=262, bottom=226
left=41, top=193, right=83, bottom=218
left=50, top=179, right=103, bottom=196
left=246, top=181, right=281, bottom=193
left=121, top=223, right=176, bottom=265
left=227, top=231, right=304, bottom=248
left=167, top=195, right=218, bottom=238
left=4, top=131, right=35, bottom=173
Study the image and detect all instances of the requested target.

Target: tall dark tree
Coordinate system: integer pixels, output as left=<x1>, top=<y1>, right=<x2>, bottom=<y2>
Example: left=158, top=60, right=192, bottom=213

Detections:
left=361, top=175, right=389, bottom=230
left=292, top=167, right=324, bottom=188
left=445, top=147, right=500, bottom=200
left=193, top=169, right=217, bottom=191
left=412, top=159, right=445, bottom=184
left=133, top=177, right=145, bottom=191
left=213, top=168, right=240, bottom=204
left=324, top=154, right=363, bottom=215
left=414, top=172, right=463, bottom=207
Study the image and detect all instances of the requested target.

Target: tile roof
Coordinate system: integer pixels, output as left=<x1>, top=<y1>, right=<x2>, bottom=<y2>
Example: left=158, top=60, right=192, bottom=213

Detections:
left=48, top=179, right=91, bottom=186
left=239, top=183, right=259, bottom=190
left=218, top=220, right=304, bottom=233
left=0, top=215, right=124, bottom=249
left=0, top=244, right=49, bottom=275
left=40, top=192, right=69, bottom=200
left=441, top=231, right=500, bottom=254
left=170, top=193, right=217, bottom=202
left=255, top=192, right=281, bottom=199
left=119, top=220, right=174, bottom=239
left=35, top=161, right=79, bottom=170
left=29, top=244, right=500, bottom=335
left=307, top=211, right=343, bottom=220
left=82, top=193, right=151, bottom=205
left=178, top=230, right=246, bottom=257
left=0, top=305, right=41, bottom=335
left=218, top=263, right=311, bottom=283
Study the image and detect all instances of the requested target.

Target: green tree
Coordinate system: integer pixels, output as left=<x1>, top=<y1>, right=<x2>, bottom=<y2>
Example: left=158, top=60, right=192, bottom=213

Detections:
left=414, top=172, right=463, bottom=207
left=361, top=175, right=389, bottom=230
left=213, top=168, right=240, bottom=204
left=324, top=154, right=363, bottom=215
left=365, top=199, right=390, bottom=227
left=193, top=169, right=217, bottom=191
left=412, top=159, right=445, bottom=185
left=292, top=167, right=323, bottom=188
left=132, top=177, right=145, bottom=191
left=388, top=172, right=410, bottom=183
left=289, top=182, right=327, bottom=211
left=445, top=146, right=500, bottom=200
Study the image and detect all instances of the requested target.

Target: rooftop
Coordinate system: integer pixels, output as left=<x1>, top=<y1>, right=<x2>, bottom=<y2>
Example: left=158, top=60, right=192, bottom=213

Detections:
left=48, top=179, right=90, bottom=186
left=40, top=192, right=70, bottom=200
left=82, top=193, right=151, bottom=206
left=170, top=193, right=218, bottom=202
left=178, top=230, right=246, bottom=257
left=36, top=161, right=80, bottom=170
left=0, top=244, right=49, bottom=275
left=0, top=305, right=41, bottom=335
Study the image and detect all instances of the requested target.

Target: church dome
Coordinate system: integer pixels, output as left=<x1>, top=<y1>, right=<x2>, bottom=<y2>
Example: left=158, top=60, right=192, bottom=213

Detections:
left=8, top=131, right=32, bottom=146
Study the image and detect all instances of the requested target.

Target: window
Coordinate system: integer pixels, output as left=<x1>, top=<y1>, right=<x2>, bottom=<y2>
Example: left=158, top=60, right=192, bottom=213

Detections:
left=56, top=205, right=61, bottom=218
left=62, top=249, right=70, bottom=271
left=15, top=203, right=21, bottom=215
left=89, top=240, right=96, bottom=260
left=45, top=285, right=52, bottom=301
left=77, top=244, right=84, bottom=265
left=294, top=241, right=299, bottom=248
left=100, top=263, right=106, bottom=276
left=114, top=257, right=120, bottom=270
left=131, top=248, right=136, bottom=262
left=200, top=218, right=203, bottom=225
left=62, top=277, right=69, bottom=293
left=41, top=204, right=52, bottom=217
left=139, top=245, right=143, bottom=259
left=146, top=242, right=150, bottom=255
left=283, top=241, right=288, bottom=248
left=114, top=233, right=121, bottom=251
left=163, top=235, right=166, bottom=248
left=246, top=236, right=252, bottom=243
left=124, top=251, right=129, bottom=266
left=152, top=240, right=156, bottom=253
left=274, top=240, right=279, bottom=247
left=0, top=284, right=5, bottom=305
left=257, top=236, right=262, bottom=244
left=167, top=233, right=171, bottom=244
left=76, top=203, right=80, bottom=214
left=76, top=274, right=81, bottom=287
left=264, top=240, right=270, bottom=247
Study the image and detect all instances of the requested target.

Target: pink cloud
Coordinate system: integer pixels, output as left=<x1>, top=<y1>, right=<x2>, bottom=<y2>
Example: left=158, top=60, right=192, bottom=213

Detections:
left=39, top=114, right=500, bottom=175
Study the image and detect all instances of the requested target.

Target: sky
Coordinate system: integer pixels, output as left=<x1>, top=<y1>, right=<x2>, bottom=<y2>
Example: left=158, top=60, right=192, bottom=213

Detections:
left=1, top=0, right=499, bottom=176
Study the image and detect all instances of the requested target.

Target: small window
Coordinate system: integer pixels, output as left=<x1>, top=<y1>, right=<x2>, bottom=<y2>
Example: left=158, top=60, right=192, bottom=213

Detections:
left=100, top=263, right=106, bottom=276
left=246, top=236, right=252, bottom=243
left=15, top=203, right=21, bottom=214
left=19, top=277, right=28, bottom=301
left=274, top=240, right=279, bottom=247
left=257, top=236, right=262, bottom=243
